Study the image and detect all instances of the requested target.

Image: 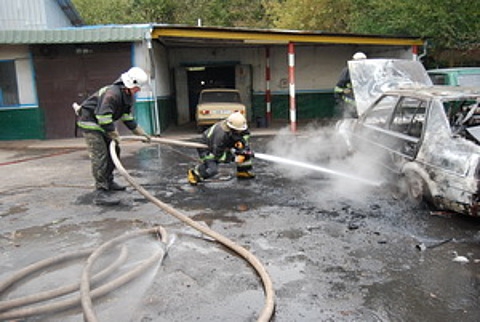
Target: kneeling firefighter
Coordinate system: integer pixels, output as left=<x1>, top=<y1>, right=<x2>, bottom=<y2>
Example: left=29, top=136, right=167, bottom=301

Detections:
left=188, top=112, right=255, bottom=185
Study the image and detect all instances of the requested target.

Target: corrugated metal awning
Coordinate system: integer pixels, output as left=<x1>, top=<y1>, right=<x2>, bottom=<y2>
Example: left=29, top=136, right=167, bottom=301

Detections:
left=0, top=24, right=152, bottom=44
left=152, top=25, right=425, bottom=47
left=0, top=24, right=424, bottom=47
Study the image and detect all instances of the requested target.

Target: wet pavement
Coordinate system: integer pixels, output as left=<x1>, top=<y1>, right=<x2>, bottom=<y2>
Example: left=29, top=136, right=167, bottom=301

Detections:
left=1, top=124, right=480, bottom=322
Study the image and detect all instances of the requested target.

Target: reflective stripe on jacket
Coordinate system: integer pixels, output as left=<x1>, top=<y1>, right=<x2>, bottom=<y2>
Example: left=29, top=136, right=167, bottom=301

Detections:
left=77, top=81, right=138, bottom=133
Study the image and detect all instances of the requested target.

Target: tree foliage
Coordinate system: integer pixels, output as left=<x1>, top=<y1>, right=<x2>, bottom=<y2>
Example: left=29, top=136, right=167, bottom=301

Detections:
left=348, top=0, right=479, bottom=65
left=72, top=0, right=268, bottom=27
left=71, top=0, right=479, bottom=66
left=263, top=0, right=351, bottom=32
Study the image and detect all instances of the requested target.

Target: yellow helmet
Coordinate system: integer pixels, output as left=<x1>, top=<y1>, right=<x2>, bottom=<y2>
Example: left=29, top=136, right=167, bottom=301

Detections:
left=226, top=112, right=247, bottom=131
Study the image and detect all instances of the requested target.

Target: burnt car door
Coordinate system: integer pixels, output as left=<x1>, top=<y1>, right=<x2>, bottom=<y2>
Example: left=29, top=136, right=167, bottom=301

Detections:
left=352, top=94, right=399, bottom=171
left=354, top=94, right=428, bottom=174
left=387, top=96, right=427, bottom=161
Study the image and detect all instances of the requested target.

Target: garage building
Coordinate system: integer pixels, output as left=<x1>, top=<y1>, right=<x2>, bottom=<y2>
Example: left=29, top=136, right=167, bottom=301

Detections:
left=0, top=2, right=424, bottom=140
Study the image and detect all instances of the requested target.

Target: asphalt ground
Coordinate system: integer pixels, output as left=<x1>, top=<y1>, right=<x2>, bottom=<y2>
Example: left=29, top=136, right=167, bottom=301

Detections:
left=1, top=121, right=480, bottom=322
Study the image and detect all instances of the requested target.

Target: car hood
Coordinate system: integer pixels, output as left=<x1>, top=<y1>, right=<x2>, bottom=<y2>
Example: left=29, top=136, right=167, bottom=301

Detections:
left=349, top=59, right=432, bottom=116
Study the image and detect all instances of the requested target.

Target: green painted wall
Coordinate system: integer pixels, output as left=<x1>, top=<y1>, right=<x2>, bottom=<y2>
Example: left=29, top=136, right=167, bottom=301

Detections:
left=135, top=96, right=176, bottom=134
left=0, top=108, right=45, bottom=140
left=252, top=91, right=337, bottom=122
left=135, top=100, right=155, bottom=134
left=158, top=96, right=176, bottom=132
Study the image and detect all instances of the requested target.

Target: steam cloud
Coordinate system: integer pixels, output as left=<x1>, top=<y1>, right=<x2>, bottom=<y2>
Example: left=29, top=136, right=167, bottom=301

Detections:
left=264, top=123, right=386, bottom=207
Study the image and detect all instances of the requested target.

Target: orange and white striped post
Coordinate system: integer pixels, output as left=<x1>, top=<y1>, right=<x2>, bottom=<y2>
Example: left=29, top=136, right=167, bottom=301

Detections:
left=412, top=45, right=418, bottom=61
left=288, top=42, right=297, bottom=132
left=265, top=47, right=272, bottom=126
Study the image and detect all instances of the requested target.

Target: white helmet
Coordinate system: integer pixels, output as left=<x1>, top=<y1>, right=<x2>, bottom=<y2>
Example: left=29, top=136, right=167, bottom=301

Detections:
left=226, top=112, right=248, bottom=131
left=121, top=67, right=148, bottom=89
left=352, top=52, right=367, bottom=60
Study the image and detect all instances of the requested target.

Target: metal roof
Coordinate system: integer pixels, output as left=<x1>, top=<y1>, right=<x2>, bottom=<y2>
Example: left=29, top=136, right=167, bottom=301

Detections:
left=0, top=24, right=424, bottom=46
left=0, top=24, right=152, bottom=44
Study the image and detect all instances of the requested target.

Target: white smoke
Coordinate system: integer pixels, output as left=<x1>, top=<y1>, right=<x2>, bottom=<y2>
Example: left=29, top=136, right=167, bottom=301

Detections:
left=264, top=123, right=386, bottom=206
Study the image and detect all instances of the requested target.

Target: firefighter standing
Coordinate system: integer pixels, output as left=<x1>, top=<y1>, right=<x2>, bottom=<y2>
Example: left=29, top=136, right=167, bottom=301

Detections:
left=334, top=52, right=367, bottom=117
left=188, top=112, right=255, bottom=185
left=76, top=67, right=152, bottom=205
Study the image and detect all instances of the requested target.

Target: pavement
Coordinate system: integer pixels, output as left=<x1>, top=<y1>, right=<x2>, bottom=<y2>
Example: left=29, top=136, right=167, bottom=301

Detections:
left=0, top=121, right=292, bottom=153
left=2, top=119, right=480, bottom=322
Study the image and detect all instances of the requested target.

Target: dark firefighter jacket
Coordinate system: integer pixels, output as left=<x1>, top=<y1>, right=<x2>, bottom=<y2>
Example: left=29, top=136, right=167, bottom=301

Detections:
left=200, top=121, right=250, bottom=162
left=77, top=79, right=138, bottom=133
left=334, top=67, right=354, bottom=104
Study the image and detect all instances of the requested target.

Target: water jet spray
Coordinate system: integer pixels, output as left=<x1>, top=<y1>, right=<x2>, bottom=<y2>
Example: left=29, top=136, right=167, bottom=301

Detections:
left=255, top=153, right=382, bottom=187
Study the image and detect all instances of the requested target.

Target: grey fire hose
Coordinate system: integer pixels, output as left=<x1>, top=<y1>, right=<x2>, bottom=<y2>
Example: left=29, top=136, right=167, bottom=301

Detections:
left=123, top=135, right=208, bottom=149
left=113, top=136, right=276, bottom=322
left=0, top=246, right=128, bottom=312
left=0, top=227, right=168, bottom=321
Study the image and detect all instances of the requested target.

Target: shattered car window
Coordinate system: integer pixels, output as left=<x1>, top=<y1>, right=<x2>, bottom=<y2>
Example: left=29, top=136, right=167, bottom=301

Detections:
left=363, top=95, right=398, bottom=128
left=445, top=98, right=480, bottom=142
left=390, top=98, right=427, bottom=138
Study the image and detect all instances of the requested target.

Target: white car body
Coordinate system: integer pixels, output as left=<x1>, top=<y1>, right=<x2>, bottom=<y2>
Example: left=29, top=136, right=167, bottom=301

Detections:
left=337, top=59, right=480, bottom=216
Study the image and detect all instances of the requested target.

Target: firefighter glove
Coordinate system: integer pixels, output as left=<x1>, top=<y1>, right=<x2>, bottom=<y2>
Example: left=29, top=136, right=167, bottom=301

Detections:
left=107, top=130, right=121, bottom=145
left=235, top=147, right=254, bottom=158
left=235, top=155, right=246, bottom=163
left=132, top=126, right=151, bottom=143
left=234, top=141, right=245, bottom=150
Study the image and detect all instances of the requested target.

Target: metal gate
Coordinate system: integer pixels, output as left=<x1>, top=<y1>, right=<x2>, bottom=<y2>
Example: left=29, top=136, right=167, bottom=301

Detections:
left=33, top=43, right=131, bottom=139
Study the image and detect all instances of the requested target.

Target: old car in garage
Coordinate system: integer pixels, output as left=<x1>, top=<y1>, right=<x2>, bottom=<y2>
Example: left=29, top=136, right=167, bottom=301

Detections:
left=195, top=88, right=247, bottom=131
left=336, top=59, right=480, bottom=216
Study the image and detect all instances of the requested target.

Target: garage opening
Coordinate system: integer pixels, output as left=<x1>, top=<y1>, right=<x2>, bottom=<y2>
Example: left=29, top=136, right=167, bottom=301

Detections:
left=187, top=65, right=236, bottom=122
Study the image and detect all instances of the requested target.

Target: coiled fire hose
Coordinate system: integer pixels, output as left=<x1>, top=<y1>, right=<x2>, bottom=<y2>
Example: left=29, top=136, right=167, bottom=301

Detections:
left=81, top=226, right=168, bottom=322
left=114, top=136, right=276, bottom=322
left=0, top=226, right=168, bottom=321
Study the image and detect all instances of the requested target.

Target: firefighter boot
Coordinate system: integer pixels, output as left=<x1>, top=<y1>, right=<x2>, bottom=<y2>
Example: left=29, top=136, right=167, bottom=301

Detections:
left=187, top=168, right=200, bottom=185
left=109, top=181, right=126, bottom=191
left=236, top=170, right=256, bottom=179
left=94, top=189, right=121, bottom=206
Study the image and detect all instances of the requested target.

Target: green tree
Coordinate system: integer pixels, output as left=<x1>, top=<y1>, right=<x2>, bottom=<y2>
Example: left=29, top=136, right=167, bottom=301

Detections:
left=72, top=0, right=268, bottom=27
left=263, top=0, right=351, bottom=32
left=348, top=0, right=480, bottom=66
left=72, top=0, right=134, bottom=24
left=72, top=0, right=478, bottom=66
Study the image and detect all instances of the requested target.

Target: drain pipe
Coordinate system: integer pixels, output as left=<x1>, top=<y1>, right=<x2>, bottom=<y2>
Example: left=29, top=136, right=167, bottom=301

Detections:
left=417, top=40, right=428, bottom=62
left=111, top=137, right=275, bottom=322
left=146, top=27, right=161, bottom=135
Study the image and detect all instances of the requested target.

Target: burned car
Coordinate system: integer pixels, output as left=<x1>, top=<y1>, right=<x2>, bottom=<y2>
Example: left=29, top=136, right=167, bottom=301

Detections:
left=336, top=59, right=480, bottom=216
